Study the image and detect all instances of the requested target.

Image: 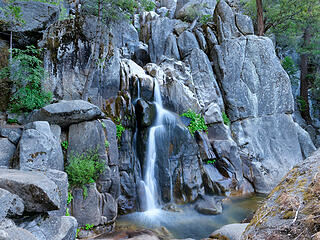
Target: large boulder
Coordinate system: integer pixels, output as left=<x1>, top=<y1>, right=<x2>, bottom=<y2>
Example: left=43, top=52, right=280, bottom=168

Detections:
left=177, top=31, right=199, bottom=59
left=210, top=223, right=249, bottom=240
left=0, top=126, right=22, bottom=145
left=175, top=0, right=217, bottom=20
left=0, top=227, right=37, bottom=240
left=0, top=138, right=15, bottom=168
left=242, top=149, right=320, bottom=240
left=0, top=169, right=60, bottom=212
left=28, top=100, right=103, bottom=127
left=19, top=215, right=78, bottom=240
left=18, top=121, right=63, bottom=171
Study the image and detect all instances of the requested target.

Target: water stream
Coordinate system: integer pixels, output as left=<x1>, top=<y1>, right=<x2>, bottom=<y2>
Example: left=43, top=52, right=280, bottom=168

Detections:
left=143, top=79, right=175, bottom=213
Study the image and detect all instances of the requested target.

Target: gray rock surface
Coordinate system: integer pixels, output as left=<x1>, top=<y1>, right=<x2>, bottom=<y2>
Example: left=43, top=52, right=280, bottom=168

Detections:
left=28, top=100, right=103, bottom=127
left=235, top=13, right=254, bottom=35
left=20, top=215, right=77, bottom=240
left=0, top=188, right=24, bottom=221
left=0, top=1, right=59, bottom=46
left=0, top=169, right=60, bottom=212
left=0, top=138, right=15, bottom=168
left=177, top=31, right=200, bottom=59
left=18, top=121, right=63, bottom=171
left=210, top=223, right=249, bottom=240
left=295, top=123, right=316, bottom=158
left=0, top=227, right=37, bottom=240
left=195, top=195, right=222, bottom=215
left=0, top=127, right=22, bottom=145
left=175, top=0, right=217, bottom=21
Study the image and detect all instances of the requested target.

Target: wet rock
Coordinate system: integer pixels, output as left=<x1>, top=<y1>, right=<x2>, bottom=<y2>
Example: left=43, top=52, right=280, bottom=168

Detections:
left=19, top=215, right=78, bottom=240
left=0, top=138, right=15, bottom=168
left=195, top=195, right=222, bottom=215
left=18, top=121, right=63, bottom=171
left=0, top=169, right=60, bottom=212
left=118, top=171, right=137, bottom=214
left=0, top=188, right=24, bottom=220
left=242, top=149, right=320, bottom=240
left=28, top=100, right=103, bottom=128
left=235, top=13, right=254, bottom=35
left=210, top=223, right=249, bottom=240
left=162, top=203, right=182, bottom=212
left=177, top=31, right=199, bottom=59
left=102, top=193, right=118, bottom=223
left=135, top=99, right=156, bottom=128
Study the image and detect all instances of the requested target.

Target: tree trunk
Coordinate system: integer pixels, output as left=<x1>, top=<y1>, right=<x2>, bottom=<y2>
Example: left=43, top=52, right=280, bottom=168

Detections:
left=299, top=26, right=312, bottom=124
left=256, top=0, right=265, bottom=36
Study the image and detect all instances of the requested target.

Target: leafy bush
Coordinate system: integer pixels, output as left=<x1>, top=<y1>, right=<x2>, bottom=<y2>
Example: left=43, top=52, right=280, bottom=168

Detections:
left=61, top=140, right=68, bottom=150
left=181, top=109, right=208, bottom=135
left=0, top=46, right=52, bottom=113
left=116, top=123, right=125, bottom=141
left=65, top=149, right=105, bottom=188
left=105, top=140, right=109, bottom=149
left=282, top=56, right=298, bottom=84
left=297, top=96, right=307, bottom=112
left=200, top=14, right=212, bottom=25
left=222, top=112, right=230, bottom=126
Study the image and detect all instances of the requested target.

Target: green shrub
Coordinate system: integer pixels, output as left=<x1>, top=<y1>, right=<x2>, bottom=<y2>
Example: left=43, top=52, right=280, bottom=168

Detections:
left=61, top=140, right=68, bottom=150
left=200, top=14, right=212, bottom=25
left=207, top=159, right=216, bottom=164
left=65, top=149, right=105, bottom=188
left=7, top=118, right=18, bottom=124
left=222, top=112, right=230, bottom=126
left=67, top=192, right=73, bottom=205
left=85, top=224, right=94, bottom=230
left=297, top=96, right=307, bottom=112
left=105, top=140, right=109, bottom=149
left=0, top=46, right=52, bottom=113
left=116, top=123, right=125, bottom=141
left=181, top=109, right=208, bottom=135
left=282, top=56, right=298, bottom=84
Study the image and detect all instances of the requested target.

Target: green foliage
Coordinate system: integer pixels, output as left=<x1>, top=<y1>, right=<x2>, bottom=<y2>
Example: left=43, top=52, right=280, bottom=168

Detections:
left=116, top=123, right=125, bottom=141
left=297, top=96, right=307, bottom=112
left=0, top=0, right=25, bottom=27
left=7, top=118, right=18, bottom=124
left=105, top=140, right=109, bottom=149
left=199, top=14, right=212, bottom=25
left=222, top=112, right=230, bottom=126
left=65, top=149, right=105, bottom=188
left=83, top=0, right=156, bottom=23
left=85, top=224, right=94, bottom=230
left=101, top=122, right=106, bottom=128
left=76, top=228, right=80, bottom=238
left=181, top=110, right=208, bottom=135
left=61, top=140, right=68, bottom=151
left=67, top=192, right=73, bottom=205
left=281, top=56, right=299, bottom=84
left=0, top=46, right=52, bottom=113
left=65, top=207, right=70, bottom=216
left=207, top=159, right=216, bottom=164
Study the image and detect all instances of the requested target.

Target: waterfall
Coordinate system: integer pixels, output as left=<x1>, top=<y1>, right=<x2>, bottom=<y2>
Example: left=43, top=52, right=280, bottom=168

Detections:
left=143, top=79, right=175, bottom=213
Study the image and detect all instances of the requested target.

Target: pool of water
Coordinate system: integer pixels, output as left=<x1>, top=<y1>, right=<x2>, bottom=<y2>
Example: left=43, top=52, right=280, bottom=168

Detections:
left=115, top=195, right=265, bottom=240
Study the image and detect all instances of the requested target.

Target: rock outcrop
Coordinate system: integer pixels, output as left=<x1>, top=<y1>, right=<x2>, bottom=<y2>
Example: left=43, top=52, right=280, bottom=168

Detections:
left=242, top=149, right=320, bottom=240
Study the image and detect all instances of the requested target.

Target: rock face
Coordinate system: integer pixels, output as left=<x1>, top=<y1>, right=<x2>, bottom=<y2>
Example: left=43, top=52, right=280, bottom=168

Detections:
left=210, top=223, right=249, bottom=240
left=0, top=169, right=60, bottom=212
left=0, top=188, right=24, bottom=220
left=242, top=149, right=320, bottom=240
left=18, top=121, right=63, bottom=171
left=0, top=0, right=59, bottom=46
left=0, top=138, right=15, bottom=168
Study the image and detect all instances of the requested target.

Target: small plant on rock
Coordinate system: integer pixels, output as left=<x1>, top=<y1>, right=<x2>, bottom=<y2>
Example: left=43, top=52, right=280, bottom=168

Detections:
left=116, top=123, right=125, bottom=141
left=85, top=224, right=94, bottom=230
left=105, top=140, right=109, bottom=149
left=181, top=109, right=208, bottom=135
left=222, top=112, right=230, bottom=126
left=65, top=149, right=105, bottom=198
left=61, top=140, right=68, bottom=150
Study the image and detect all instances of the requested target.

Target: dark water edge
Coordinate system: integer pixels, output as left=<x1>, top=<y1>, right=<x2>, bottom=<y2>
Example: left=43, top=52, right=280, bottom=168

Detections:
left=114, top=195, right=265, bottom=240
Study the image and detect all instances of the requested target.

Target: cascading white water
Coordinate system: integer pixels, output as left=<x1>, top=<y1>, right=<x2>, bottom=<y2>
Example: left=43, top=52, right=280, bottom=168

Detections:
left=143, top=79, right=175, bottom=213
